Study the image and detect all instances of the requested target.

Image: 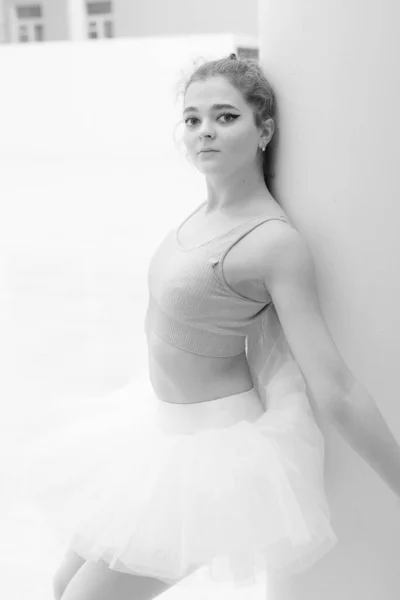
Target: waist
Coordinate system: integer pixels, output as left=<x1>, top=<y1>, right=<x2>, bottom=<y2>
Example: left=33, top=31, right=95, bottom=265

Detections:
left=147, top=331, right=254, bottom=404
left=153, top=386, right=264, bottom=435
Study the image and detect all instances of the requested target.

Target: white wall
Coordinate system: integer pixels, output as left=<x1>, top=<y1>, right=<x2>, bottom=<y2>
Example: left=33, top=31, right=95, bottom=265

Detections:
left=0, top=34, right=242, bottom=599
left=259, top=1, right=400, bottom=599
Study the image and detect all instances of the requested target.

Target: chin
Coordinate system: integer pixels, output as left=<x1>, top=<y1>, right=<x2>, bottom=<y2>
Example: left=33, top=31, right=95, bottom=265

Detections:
left=196, top=163, right=220, bottom=174
left=196, top=158, right=226, bottom=170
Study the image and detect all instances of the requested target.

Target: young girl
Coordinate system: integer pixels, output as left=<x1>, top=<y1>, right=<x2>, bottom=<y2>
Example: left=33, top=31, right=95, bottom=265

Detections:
left=11, top=54, right=400, bottom=600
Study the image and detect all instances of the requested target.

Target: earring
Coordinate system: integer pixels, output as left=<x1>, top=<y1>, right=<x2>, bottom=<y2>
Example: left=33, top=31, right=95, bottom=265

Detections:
left=260, top=143, right=267, bottom=152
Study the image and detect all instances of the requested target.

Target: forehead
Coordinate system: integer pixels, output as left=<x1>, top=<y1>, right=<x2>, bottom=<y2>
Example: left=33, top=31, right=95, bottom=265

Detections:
left=184, top=76, right=248, bottom=111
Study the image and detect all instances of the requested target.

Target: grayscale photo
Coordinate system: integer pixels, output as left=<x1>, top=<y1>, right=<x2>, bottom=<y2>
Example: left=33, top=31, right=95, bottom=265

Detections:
left=0, top=1, right=400, bottom=599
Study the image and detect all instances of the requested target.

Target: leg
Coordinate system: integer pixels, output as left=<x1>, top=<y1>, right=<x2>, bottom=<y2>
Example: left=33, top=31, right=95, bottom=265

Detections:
left=52, top=550, right=87, bottom=600
left=60, top=559, right=172, bottom=600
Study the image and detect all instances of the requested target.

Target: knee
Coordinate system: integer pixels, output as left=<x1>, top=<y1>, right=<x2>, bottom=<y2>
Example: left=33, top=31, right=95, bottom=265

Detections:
left=52, top=573, right=65, bottom=600
left=51, top=550, right=86, bottom=599
left=52, top=569, right=72, bottom=600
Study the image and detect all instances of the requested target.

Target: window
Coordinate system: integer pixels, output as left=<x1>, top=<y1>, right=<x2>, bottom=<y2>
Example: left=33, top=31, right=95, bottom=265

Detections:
left=88, top=21, right=98, bottom=39
left=236, top=47, right=259, bottom=60
left=103, top=19, right=113, bottom=38
left=14, top=4, right=45, bottom=43
left=18, top=24, right=29, bottom=43
left=86, top=1, right=114, bottom=40
left=16, top=5, right=42, bottom=19
left=87, top=2, right=112, bottom=16
left=34, top=23, right=43, bottom=42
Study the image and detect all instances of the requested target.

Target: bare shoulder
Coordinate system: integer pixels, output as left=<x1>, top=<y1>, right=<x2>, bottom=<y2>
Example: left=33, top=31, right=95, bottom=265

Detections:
left=244, top=216, right=311, bottom=282
left=258, top=221, right=312, bottom=277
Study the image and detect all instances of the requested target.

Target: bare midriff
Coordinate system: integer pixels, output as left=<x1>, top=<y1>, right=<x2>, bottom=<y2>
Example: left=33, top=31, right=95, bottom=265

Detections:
left=147, top=331, right=254, bottom=404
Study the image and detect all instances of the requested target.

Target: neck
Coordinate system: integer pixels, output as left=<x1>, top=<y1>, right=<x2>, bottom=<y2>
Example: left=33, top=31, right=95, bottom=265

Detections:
left=204, top=165, right=268, bottom=215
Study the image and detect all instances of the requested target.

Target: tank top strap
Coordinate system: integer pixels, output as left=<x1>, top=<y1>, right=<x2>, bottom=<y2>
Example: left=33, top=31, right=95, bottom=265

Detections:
left=209, top=211, right=292, bottom=266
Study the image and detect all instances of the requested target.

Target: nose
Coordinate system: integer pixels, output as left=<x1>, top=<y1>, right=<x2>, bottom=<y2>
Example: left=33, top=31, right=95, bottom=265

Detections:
left=198, top=119, right=216, bottom=140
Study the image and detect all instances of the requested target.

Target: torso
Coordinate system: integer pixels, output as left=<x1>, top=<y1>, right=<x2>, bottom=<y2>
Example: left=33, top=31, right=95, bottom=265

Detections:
left=147, top=195, right=289, bottom=404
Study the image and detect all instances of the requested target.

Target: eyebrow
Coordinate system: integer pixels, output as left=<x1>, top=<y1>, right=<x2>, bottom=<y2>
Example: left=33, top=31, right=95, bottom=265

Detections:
left=183, top=103, right=240, bottom=115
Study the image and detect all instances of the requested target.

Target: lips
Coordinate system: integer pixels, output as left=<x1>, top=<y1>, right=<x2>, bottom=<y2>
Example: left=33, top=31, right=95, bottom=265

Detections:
left=199, top=149, right=219, bottom=153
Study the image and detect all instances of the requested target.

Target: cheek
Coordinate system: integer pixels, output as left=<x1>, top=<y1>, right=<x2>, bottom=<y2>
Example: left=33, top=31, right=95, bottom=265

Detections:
left=225, top=128, right=256, bottom=156
left=183, top=130, right=197, bottom=152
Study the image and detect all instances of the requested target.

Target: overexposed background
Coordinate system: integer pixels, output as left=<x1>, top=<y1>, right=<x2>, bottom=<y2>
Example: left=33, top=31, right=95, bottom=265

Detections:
left=0, top=34, right=246, bottom=599
left=2, top=2, right=400, bottom=597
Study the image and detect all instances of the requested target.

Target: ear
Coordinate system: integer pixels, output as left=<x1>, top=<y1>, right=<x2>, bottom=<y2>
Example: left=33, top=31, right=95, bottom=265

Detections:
left=260, top=118, right=275, bottom=146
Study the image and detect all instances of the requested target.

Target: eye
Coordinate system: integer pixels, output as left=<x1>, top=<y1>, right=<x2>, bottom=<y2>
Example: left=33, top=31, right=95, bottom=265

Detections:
left=218, top=113, right=239, bottom=123
left=183, top=113, right=239, bottom=127
left=184, top=117, right=199, bottom=127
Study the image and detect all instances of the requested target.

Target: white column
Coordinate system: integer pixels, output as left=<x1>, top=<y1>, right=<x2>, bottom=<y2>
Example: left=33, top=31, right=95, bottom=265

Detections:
left=1, top=0, right=13, bottom=43
left=0, top=0, right=5, bottom=43
left=259, top=1, right=400, bottom=599
left=66, top=0, right=86, bottom=41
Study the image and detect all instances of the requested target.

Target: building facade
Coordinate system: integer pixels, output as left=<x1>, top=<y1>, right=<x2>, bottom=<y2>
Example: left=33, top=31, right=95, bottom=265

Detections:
left=0, top=0, right=258, bottom=44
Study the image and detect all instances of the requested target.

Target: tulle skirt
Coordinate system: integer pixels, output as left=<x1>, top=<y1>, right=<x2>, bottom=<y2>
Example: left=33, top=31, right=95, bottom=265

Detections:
left=5, top=375, right=336, bottom=590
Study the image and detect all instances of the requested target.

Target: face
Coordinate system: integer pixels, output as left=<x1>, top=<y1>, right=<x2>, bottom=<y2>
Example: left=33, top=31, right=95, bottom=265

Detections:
left=182, top=76, right=273, bottom=179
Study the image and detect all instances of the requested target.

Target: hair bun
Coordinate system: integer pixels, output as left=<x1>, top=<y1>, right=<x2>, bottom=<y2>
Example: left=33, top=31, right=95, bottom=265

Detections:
left=228, top=53, right=237, bottom=60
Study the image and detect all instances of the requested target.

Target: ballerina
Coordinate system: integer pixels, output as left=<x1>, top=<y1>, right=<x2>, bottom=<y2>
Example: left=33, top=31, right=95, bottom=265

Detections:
left=7, top=53, right=400, bottom=600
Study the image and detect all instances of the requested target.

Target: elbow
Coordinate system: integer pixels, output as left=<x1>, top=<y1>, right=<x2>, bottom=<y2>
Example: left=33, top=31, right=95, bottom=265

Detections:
left=321, top=394, right=349, bottom=426
left=315, top=374, right=355, bottom=426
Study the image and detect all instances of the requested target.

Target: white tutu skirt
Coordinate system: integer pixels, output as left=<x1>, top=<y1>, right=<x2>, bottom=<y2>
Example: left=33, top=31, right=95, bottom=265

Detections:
left=5, top=376, right=337, bottom=588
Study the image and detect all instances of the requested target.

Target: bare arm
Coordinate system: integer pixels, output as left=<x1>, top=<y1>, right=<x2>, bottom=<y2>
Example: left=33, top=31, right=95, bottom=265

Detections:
left=328, top=376, right=400, bottom=498
left=260, top=223, right=400, bottom=498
